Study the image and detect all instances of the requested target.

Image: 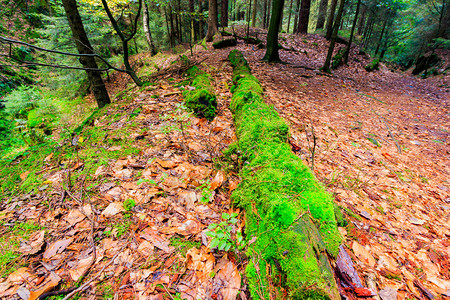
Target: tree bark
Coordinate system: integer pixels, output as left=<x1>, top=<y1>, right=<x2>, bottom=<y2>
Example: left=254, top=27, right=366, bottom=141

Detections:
left=297, top=0, right=311, bottom=33
left=263, top=0, right=268, bottom=28
left=293, top=0, right=301, bottom=33
left=266, top=0, right=272, bottom=28
left=61, top=0, right=110, bottom=108
left=315, top=0, right=328, bottom=30
left=287, top=0, right=293, bottom=32
left=374, top=17, right=387, bottom=56
left=343, top=0, right=360, bottom=64
left=263, top=0, right=285, bottom=61
left=357, top=5, right=365, bottom=35
left=323, top=0, right=345, bottom=72
left=325, top=0, right=338, bottom=39
left=252, top=0, right=258, bottom=26
left=206, top=0, right=219, bottom=41
left=143, top=0, right=157, bottom=55
left=221, top=0, right=229, bottom=27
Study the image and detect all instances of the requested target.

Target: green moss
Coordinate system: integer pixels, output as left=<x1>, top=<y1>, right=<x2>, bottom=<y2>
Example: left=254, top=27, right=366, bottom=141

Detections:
left=228, top=50, right=340, bottom=299
left=183, top=67, right=217, bottom=121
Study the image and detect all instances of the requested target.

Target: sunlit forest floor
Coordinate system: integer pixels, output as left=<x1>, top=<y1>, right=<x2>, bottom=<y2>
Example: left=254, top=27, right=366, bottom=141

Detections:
left=0, top=31, right=449, bottom=299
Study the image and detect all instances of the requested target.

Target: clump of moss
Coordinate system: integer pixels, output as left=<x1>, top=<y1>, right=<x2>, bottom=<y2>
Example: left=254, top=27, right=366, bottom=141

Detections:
left=228, top=50, right=341, bottom=300
left=365, top=59, right=380, bottom=72
left=331, top=49, right=346, bottom=70
left=183, top=66, right=217, bottom=121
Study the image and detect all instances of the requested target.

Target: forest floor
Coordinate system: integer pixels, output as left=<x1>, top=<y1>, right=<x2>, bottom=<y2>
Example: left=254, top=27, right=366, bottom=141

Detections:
left=0, top=31, right=449, bottom=300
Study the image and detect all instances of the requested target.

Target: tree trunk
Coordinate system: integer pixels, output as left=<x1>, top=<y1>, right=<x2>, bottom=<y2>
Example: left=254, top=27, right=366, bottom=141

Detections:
left=325, top=0, right=337, bottom=39
left=357, top=5, right=365, bottom=35
left=198, top=0, right=204, bottom=38
left=323, top=0, right=345, bottom=72
left=143, top=0, right=157, bottom=55
left=252, top=0, right=258, bottom=26
left=263, top=0, right=268, bottom=28
left=206, top=0, right=219, bottom=41
left=343, top=0, right=360, bottom=64
left=263, top=0, right=285, bottom=61
left=374, top=17, right=387, bottom=56
left=61, top=0, right=110, bottom=108
left=221, top=0, right=229, bottom=27
left=293, top=0, right=301, bottom=33
left=266, top=0, right=272, bottom=28
left=287, top=0, right=293, bottom=32
left=297, top=0, right=311, bottom=33
left=101, top=0, right=143, bottom=86
left=315, top=0, right=328, bottom=30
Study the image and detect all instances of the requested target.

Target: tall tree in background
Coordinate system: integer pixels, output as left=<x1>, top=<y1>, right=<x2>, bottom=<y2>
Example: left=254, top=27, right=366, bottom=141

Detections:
left=293, top=0, right=301, bottom=32
left=296, top=0, right=312, bottom=33
left=316, top=0, right=328, bottom=30
left=263, top=0, right=285, bottom=61
left=343, top=0, right=361, bottom=63
left=222, top=0, right=229, bottom=27
left=101, top=0, right=143, bottom=86
left=143, top=0, right=157, bottom=55
left=61, top=0, right=110, bottom=108
left=323, top=0, right=346, bottom=71
left=205, top=0, right=219, bottom=41
left=252, top=0, right=258, bottom=26
left=325, top=0, right=338, bottom=39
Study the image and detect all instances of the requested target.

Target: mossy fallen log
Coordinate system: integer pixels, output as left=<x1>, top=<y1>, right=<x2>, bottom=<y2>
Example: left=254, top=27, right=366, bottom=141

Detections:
left=183, top=66, right=217, bottom=121
left=365, top=59, right=380, bottom=72
left=228, top=50, right=341, bottom=300
left=212, top=38, right=237, bottom=49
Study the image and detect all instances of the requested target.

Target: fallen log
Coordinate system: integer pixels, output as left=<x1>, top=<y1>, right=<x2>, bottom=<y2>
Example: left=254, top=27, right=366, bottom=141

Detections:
left=212, top=37, right=237, bottom=49
left=228, top=49, right=341, bottom=299
left=183, top=66, right=217, bottom=121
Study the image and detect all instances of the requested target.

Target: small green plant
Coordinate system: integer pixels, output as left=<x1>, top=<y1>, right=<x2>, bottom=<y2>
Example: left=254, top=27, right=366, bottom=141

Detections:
left=123, top=198, right=136, bottom=211
left=206, top=213, right=245, bottom=251
left=196, top=180, right=213, bottom=203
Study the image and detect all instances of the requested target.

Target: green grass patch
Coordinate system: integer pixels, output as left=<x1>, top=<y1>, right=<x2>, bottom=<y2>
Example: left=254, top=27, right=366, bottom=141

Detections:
left=0, top=221, right=43, bottom=277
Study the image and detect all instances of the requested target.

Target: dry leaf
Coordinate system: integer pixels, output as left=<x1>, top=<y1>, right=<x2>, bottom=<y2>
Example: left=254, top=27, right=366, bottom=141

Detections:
left=176, top=219, right=201, bottom=236
left=210, top=171, right=225, bottom=191
left=28, top=272, right=60, bottom=300
left=20, top=171, right=30, bottom=181
left=8, top=267, right=33, bottom=284
left=19, top=230, right=45, bottom=255
left=214, top=259, right=241, bottom=300
left=352, top=241, right=376, bottom=267
left=43, top=238, right=73, bottom=259
left=65, top=209, right=86, bottom=226
left=102, top=202, right=125, bottom=217
left=69, top=256, right=94, bottom=281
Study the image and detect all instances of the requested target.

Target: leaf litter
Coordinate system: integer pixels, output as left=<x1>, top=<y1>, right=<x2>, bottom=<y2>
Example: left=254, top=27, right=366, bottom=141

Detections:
left=1, top=33, right=449, bottom=299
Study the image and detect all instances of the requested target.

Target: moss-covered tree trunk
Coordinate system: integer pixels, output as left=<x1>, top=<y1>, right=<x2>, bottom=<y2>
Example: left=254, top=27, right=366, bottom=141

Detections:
left=61, top=0, right=111, bottom=108
left=229, top=50, right=341, bottom=300
left=263, top=0, right=285, bottom=62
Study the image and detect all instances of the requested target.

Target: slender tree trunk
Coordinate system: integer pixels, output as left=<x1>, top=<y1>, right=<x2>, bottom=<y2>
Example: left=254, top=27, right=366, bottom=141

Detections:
left=325, top=0, right=337, bottom=39
left=374, top=17, right=387, bottom=56
left=206, top=0, right=219, bottom=41
left=221, top=0, right=229, bottom=27
left=315, top=0, right=328, bottom=30
left=189, top=0, right=196, bottom=41
left=287, top=0, right=293, bottom=32
left=61, top=0, right=110, bottom=108
left=297, top=0, right=311, bottom=33
left=263, top=0, right=268, bottom=28
left=323, top=0, right=345, bottom=72
left=293, top=0, right=301, bottom=33
left=357, top=5, right=365, bottom=35
left=198, top=0, right=204, bottom=38
left=263, top=0, right=285, bottom=61
left=252, top=0, right=258, bottom=26
left=343, top=0, right=360, bottom=63
left=266, top=0, right=272, bottom=28
left=143, top=0, right=157, bottom=55
left=101, top=0, right=143, bottom=86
